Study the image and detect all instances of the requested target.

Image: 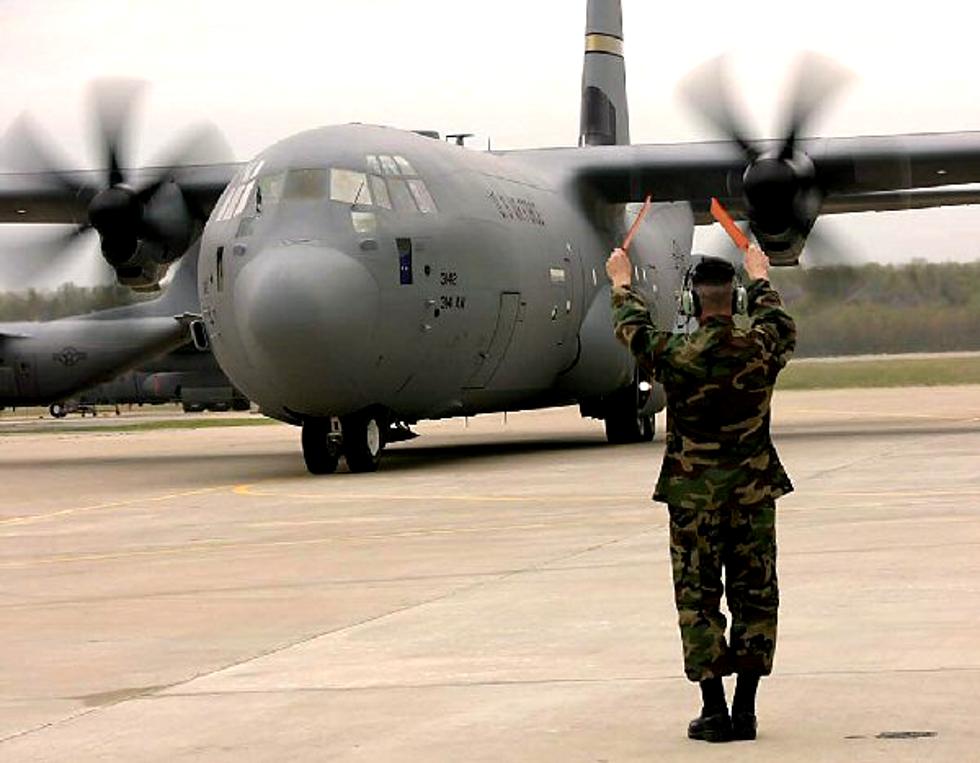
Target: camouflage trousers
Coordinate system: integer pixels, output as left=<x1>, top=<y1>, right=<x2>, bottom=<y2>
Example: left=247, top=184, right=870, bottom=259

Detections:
left=667, top=499, right=778, bottom=682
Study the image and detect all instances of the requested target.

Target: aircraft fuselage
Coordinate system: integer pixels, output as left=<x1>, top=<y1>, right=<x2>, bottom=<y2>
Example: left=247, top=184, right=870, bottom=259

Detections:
left=198, top=124, right=693, bottom=426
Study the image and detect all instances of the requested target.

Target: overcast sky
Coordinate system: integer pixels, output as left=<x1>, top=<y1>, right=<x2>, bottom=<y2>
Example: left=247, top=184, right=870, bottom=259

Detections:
left=1, top=0, right=979, bottom=288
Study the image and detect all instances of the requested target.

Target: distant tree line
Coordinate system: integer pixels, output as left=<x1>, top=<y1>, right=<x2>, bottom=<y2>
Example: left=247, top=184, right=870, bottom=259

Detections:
left=0, top=283, right=150, bottom=322
left=1, top=262, right=978, bottom=357
left=770, top=261, right=980, bottom=357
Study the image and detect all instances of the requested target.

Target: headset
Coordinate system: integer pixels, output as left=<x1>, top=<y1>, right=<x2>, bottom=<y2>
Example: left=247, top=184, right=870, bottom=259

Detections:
left=679, top=256, right=748, bottom=318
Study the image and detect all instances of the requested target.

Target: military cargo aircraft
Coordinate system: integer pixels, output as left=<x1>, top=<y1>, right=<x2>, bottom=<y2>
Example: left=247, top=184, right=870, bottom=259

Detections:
left=45, top=347, right=248, bottom=418
left=4, top=0, right=980, bottom=473
left=0, top=249, right=202, bottom=413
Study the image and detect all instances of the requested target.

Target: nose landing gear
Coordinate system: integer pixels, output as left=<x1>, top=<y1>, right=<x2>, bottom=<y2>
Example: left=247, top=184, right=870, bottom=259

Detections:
left=341, top=409, right=385, bottom=473
left=603, top=374, right=658, bottom=444
left=301, top=409, right=388, bottom=475
left=301, top=418, right=342, bottom=475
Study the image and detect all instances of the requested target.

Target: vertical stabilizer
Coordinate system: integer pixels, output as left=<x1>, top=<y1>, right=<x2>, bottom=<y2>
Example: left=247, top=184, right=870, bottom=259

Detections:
left=580, top=0, right=630, bottom=146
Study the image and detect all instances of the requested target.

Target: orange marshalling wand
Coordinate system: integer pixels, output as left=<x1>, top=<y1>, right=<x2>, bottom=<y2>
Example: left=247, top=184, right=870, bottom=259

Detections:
left=710, top=197, right=750, bottom=252
left=621, top=194, right=653, bottom=252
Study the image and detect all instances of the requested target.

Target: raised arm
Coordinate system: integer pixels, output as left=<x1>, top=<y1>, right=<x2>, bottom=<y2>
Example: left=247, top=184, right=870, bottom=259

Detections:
left=744, top=245, right=797, bottom=369
left=607, top=248, right=673, bottom=375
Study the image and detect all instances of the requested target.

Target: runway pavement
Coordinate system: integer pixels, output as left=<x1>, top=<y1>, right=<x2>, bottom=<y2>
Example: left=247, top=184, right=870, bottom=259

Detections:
left=1, top=386, right=979, bottom=761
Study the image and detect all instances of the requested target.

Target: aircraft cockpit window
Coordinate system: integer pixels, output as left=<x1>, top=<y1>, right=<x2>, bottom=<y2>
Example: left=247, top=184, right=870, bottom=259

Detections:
left=378, top=155, right=400, bottom=176
left=387, top=179, right=418, bottom=213
left=369, top=175, right=392, bottom=210
left=257, top=172, right=286, bottom=211
left=244, top=159, right=265, bottom=182
left=231, top=180, right=257, bottom=219
left=213, top=186, right=236, bottom=222
left=394, top=156, right=416, bottom=176
left=330, top=169, right=373, bottom=206
left=284, top=168, right=329, bottom=200
left=406, top=178, right=437, bottom=214
left=365, top=155, right=382, bottom=174
left=215, top=181, right=251, bottom=223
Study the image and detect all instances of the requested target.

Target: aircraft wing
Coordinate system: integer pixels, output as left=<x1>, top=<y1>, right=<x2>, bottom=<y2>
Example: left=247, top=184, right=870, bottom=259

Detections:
left=0, top=327, right=32, bottom=340
left=520, top=131, right=980, bottom=217
left=0, top=163, right=242, bottom=224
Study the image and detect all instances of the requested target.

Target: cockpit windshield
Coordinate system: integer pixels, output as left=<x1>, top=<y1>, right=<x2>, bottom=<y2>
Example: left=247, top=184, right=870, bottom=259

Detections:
left=211, top=154, right=437, bottom=228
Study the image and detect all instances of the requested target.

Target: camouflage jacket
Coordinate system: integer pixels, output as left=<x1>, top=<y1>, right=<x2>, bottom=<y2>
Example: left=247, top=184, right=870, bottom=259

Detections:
left=611, top=279, right=796, bottom=510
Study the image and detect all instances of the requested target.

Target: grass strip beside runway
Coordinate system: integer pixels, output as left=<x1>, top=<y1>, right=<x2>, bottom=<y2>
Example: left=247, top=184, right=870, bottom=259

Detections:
left=779, top=355, right=980, bottom=389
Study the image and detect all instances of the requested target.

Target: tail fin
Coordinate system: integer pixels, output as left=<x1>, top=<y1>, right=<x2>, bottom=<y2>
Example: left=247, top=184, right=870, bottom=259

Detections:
left=149, top=241, right=201, bottom=316
left=580, top=0, right=630, bottom=146
left=90, top=243, right=201, bottom=321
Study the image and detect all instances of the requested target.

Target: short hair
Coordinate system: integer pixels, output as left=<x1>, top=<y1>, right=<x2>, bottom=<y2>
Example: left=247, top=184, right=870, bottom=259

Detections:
left=691, top=256, right=736, bottom=287
left=695, top=282, right=733, bottom=314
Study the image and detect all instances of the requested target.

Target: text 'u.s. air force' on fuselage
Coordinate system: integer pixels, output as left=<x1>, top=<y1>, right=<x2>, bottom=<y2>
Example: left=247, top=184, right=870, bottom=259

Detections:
left=5, top=0, right=980, bottom=472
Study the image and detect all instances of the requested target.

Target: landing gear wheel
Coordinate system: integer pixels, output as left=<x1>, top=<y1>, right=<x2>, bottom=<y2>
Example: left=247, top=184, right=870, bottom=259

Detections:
left=603, top=379, right=655, bottom=444
left=302, top=419, right=340, bottom=475
left=342, top=410, right=385, bottom=473
left=49, top=403, right=67, bottom=419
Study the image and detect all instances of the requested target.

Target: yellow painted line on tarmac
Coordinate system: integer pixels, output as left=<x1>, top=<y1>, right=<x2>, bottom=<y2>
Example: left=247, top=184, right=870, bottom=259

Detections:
left=231, top=483, right=638, bottom=504
left=0, top=486, right=232, bottom=529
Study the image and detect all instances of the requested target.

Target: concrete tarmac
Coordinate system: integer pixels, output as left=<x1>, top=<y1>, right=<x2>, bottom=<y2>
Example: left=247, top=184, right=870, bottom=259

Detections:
left=1, top=387, right=979, bottom=761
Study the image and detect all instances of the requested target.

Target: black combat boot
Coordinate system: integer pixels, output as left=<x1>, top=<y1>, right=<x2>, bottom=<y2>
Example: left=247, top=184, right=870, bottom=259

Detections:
left=731, top=673, right=760, bottom=741
left=687, top=677, right=732, bottom=743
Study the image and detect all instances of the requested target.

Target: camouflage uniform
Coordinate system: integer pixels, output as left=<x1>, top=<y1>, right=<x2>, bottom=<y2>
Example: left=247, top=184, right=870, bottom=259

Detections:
left=611, top=278, right=796, bottom=682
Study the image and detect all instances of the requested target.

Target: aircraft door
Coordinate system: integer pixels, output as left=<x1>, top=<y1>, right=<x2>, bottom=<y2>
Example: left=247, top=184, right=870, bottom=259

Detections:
left=464, top=291, right=521, bottom=388
left=550, top=239, right=584, bottom=350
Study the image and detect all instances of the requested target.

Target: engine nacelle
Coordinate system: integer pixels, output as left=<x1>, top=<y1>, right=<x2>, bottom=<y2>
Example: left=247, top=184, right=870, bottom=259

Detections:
left=90, top=179, right=196, bottom=289
left=742, top=152, right=821, bottom=267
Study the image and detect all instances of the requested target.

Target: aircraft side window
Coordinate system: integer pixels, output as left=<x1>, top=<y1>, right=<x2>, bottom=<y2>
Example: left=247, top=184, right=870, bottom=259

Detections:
left=406, top=178, right=437, bottom=214
left=379, top=155, right=400, bottom=176
left=283, top=168, right=328, bottom=200
left=387, top=178, right=419, bottom=213
left=370, top=175, right=392, bottom=210
left=366, top=155, right=382, bottom=174
left=330, top=169, right=373, bottom=206
left=394, top=156, right=417, bottom=176
left=351, top=211, right=378, bottom=234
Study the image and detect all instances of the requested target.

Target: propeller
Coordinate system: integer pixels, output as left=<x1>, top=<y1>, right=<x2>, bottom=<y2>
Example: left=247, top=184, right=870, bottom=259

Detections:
left=680, top=52, right=853, bottom=265
left=1, top=78, right=230, bottom=285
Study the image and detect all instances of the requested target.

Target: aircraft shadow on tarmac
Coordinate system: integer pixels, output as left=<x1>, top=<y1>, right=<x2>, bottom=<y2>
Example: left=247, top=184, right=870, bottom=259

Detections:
left=1, top=434, right=615, bottom=482
left=4, top=422, right=977, bottom=483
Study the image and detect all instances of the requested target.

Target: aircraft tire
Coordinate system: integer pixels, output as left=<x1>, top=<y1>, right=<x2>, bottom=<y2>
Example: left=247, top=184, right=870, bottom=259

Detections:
left=603, top=382, right=654, bottom=444
left=49, top=403, right=67, bottom=419
left=302, top=419, right=340, bottom=475
left=342, top=410, right=385, bottom=473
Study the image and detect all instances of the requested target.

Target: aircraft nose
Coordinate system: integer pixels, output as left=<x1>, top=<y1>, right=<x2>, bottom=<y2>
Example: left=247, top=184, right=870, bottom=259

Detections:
left=234, top=244, right=380, bottom=412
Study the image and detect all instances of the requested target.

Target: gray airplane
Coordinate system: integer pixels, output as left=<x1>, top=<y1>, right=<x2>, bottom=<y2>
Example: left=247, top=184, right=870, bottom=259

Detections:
left=5, top=0, right=980, bottom=473
left=0, top=249, right=203, bottom=413
left=47, top=346, right=249, bottom=417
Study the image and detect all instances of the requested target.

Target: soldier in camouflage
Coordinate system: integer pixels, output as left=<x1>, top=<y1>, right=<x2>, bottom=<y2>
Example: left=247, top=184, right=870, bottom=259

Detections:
left=606, top=243, right=796, bottom=743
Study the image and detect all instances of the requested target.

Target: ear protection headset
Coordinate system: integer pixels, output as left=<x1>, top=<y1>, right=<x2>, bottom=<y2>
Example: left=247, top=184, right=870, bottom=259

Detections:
left=680, top=256, right=748, bottom=318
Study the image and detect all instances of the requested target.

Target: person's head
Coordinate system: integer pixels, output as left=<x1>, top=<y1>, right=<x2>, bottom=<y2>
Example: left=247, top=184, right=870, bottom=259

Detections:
left=689, top=256, right=737, bottom=320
